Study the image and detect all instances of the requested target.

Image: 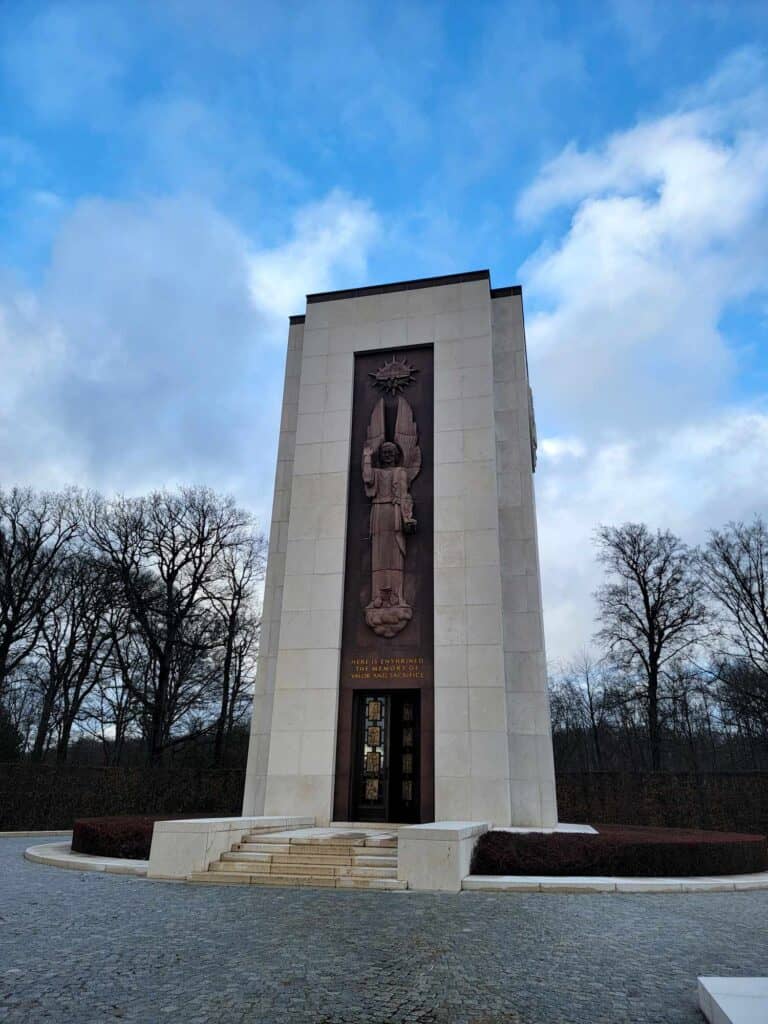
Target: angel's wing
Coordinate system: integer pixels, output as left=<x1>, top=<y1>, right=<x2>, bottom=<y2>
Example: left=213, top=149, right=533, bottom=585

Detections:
left=366, top=397, right=385, bottom=454
left=395, top=396, right=421, bottom=483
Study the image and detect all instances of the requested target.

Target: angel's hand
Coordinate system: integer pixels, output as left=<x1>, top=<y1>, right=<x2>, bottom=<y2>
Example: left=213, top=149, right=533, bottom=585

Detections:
left=363, top=444, right=374, bottom=459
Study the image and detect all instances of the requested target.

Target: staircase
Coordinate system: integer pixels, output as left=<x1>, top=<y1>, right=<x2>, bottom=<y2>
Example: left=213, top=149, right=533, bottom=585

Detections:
left=189, top=827, right=406, bottom=890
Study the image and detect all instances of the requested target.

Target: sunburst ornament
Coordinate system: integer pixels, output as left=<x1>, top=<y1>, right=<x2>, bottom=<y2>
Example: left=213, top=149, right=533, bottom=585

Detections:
left=368, top=356, right=418, bottom=395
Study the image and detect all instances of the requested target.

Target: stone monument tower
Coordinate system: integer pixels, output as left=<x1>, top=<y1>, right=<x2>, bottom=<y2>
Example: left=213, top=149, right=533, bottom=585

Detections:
left=243, top=270, right=557, bottom=828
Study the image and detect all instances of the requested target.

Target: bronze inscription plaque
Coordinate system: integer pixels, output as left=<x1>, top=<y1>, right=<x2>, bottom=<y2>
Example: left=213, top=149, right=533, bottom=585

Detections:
left=333, top=345, right=434, bottom=822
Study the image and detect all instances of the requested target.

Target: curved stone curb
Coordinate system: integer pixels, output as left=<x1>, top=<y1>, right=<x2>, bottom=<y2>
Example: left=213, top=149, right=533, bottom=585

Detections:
left=0, top=830, right=73, bottom=838
left=462, top=872, right=768, bottom=893
left=24, top=841, right=148, bottom=877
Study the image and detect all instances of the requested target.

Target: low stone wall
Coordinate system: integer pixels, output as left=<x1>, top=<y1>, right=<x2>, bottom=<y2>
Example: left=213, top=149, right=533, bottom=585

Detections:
left=557, top=772, right=768, bottom=834
left=0, top=764, right=245, bottom=830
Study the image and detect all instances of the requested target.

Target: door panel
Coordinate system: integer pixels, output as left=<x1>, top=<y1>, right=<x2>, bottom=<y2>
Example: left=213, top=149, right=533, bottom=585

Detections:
left=351, top=692, right=420, bottom=823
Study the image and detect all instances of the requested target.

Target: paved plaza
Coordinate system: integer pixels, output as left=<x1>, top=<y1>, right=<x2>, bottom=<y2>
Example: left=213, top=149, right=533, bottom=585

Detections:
left=3, top=836, right=767, bottom=1023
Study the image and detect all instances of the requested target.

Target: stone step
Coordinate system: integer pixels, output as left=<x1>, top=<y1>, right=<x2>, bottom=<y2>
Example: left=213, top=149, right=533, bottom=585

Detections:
left=336, top=877, right=407, bottom=890
left=350, top=845, right=396, bottom=856
left=188, top=871, right=252, bottom=885
left=271, top=861, right=337, bottom=877
left=222, top=851, right=272, bottom=863
left=250, top=873, right=339, bottom=888
left=250, top=835, right=299, bottom=846
left=237, top=842, right=292, bottom=854
left=345, top=866, right=398, bottom=879
left=211, top=860, right=270, bottom=874
left=189, top=869, right=407, bottom=890
left=353, top=855, right=398, bottom=867
left=223, top=851, right=398, bottom=870
left=289, top=831, right=368, bottom=846
left=281, top=843, right=372, bottom=857
left=269, top=852, right=397, bottom=867
left=212, top=858, right=398, bottom=880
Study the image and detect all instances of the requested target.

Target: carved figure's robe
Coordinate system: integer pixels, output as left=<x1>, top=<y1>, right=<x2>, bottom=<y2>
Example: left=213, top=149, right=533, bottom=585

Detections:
left=365, top=465, right=410, bottom=602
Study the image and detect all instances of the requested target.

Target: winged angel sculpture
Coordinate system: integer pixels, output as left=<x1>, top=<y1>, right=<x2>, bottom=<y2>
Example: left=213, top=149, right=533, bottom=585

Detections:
left=362, top=395, right=421, bottom=637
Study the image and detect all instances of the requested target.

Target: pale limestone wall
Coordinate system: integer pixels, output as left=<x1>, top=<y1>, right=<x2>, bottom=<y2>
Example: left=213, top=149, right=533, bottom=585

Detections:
left=492, top=293, right=557, bottom=826
left=242, top=320, right=304, bottom=816
left=247, top=275, right=557, bottom=827
left=432, top=282, right=511, bottom=825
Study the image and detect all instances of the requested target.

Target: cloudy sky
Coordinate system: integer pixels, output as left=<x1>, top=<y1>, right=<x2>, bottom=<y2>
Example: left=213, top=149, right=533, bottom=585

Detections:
left=1, top=1, right=767, bottom=662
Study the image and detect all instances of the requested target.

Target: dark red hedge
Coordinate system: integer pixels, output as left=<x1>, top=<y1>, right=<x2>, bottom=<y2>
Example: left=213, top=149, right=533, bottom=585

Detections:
left=72, top=815, right=190, bottom=860
left=470, top=824, right=768, bottom=877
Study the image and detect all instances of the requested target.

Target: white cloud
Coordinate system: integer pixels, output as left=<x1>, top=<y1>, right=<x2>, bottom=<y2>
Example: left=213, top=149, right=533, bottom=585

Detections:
left=0, top=190, right=379, bottom=520
left=518, top=50, right=768, bottom=660
left=249, top=191, right=380, bottom=323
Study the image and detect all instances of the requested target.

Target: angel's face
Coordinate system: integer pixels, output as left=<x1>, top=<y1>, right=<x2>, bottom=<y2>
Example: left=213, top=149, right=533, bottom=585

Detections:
left=380, top=444, right=397, bottom=466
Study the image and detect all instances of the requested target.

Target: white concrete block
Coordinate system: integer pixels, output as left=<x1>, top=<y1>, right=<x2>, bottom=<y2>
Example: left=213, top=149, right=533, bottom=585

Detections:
left=398, top=821, right=490, bottom=892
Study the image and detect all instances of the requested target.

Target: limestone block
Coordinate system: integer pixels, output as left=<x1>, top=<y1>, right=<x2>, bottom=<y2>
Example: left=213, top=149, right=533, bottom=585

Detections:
left=465, top=529, right=500, bottom=567
left=298, top=383, right=326, bottom=415
left=378, top=317, right=407, bottom=348
left=435, top=730, right=470, bottom=777
left=267, top=731, right=302, bottom=775
left=434, top=644, right=468, bottom=686
left=322, top=410, right=351, bottom=443
left=508, top=780, right=542, bottom=827
left=406, top=315, right=435, bottom=344
left=435, top=397, right=463, bottom=431
left=466, top=565, right=502, bottom=606
left=299, top=730, right=336, bottom=775
left=435, top=311, right=462, bottom=343
left=435, top=496, right=463, bottom=532
left=435, top=531, right=465, bottom=568
left=435, top=605, right=467, bottom=646
left=470, top=777, right=511, bottom=824
left=435, top=567, right=466, bottom=606
left=397, top=821, right=490, bottom=893
left=468, top=687, right=507, bottom=731
left=436, top=429, right=463, bottom=463
left=467, top=644, right=505, bottom=687
left=467, top=604, right=502, bottom=645
left=435, top=687, right=469, bottom=734
left=435, top=778, right=471, bottom=820
left=470, top=731, right=509, bottom=779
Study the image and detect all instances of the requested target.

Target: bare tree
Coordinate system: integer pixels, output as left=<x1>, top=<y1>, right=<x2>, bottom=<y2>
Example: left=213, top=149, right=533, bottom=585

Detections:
left=83, top=487, right=251, bottom=762
left=594, top=523, right=711, bottom=770
left=204, top=534, right=266, bottom=764
left=699, top=517, right=768, bottom=673
left=29, top=554, right=113, bottom=762
left=0, top=488, right=78, bottom=701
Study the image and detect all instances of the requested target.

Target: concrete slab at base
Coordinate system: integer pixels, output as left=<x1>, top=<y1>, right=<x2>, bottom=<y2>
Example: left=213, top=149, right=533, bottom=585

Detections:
left=398, top=821, right=490, bottom=892
left=699, top=977, right=768, bottom=1024
left=463, top=872, right=768, bottom=893
left=147, top=816, right=314, bottom=879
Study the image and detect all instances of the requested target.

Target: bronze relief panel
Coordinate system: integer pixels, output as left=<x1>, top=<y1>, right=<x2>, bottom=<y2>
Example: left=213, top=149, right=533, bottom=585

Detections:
left=334, top=345, right=434, bottom=823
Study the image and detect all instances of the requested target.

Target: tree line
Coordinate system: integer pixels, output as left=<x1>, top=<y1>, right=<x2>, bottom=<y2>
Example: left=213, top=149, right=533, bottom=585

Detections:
left=0, top=486, right=265, bottom=766
left=552, top=519, right=768, bottom=773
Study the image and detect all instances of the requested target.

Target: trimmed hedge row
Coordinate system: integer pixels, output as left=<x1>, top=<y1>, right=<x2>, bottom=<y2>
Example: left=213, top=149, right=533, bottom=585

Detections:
left=0, top=764, right=244, bottom=830
left=72, top=816, right=173, bottom=860
left=470, top=824, right=768, bottom=877
left=557, top=772, right=768, bottom=835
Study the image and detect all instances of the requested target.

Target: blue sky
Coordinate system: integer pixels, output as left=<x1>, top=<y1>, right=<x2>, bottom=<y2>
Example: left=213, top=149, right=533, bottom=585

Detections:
left=1, top=1, right=767, bottom=659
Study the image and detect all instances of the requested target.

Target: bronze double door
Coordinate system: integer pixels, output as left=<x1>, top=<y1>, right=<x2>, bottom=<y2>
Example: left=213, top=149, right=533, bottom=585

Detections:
left=351, top=691, right=420, bottom=823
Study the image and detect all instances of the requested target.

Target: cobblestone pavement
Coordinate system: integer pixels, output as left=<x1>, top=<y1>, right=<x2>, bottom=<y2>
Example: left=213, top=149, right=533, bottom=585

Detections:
left=3, top=836, right=767, bottom=1023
